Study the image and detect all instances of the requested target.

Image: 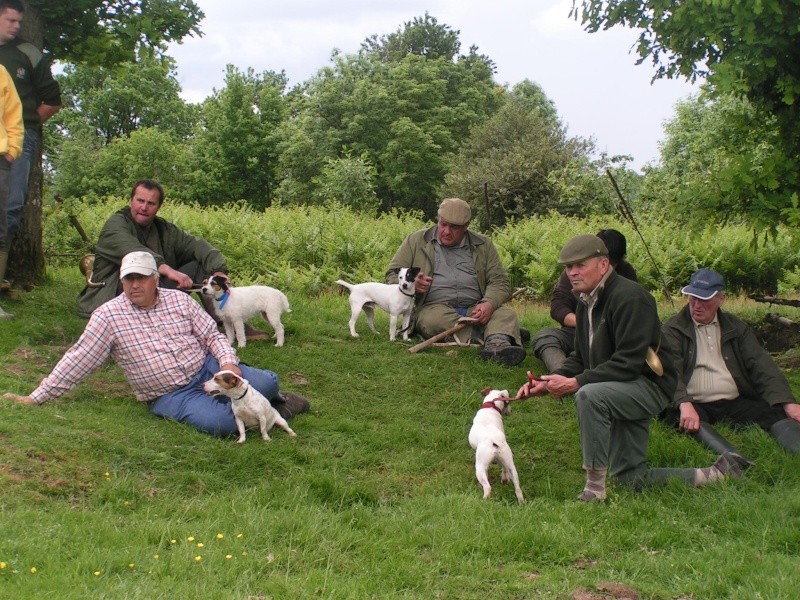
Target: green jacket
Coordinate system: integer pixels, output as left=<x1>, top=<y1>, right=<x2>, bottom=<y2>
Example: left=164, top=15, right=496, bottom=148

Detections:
left=77, top=207, right=227, bottom=317
left=385, top=226, right=511, bottom=310
left=662, top=305, right=796, bottom=409
left=556, top=271, right=678, bottom=404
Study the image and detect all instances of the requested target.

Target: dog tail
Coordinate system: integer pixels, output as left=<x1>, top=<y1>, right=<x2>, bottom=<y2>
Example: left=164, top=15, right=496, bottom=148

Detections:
left=335, top=279, right=353, bottom=291
left=279, top=291, right=291, bottom=313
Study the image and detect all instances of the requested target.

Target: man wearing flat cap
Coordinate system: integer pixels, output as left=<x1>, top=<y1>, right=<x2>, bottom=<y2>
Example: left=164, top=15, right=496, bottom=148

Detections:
left=660, top=267, right=800, bottom=457
left=517, top=236, right=743, bottom=501
left=386, top=197, right=526, bottom=366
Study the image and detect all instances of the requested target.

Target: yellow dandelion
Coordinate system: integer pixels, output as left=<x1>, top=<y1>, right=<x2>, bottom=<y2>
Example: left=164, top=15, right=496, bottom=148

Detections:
left=241, top=551, right=248, bottom=556
left=93, top=571, right=101, bottom=577
left=225, top=554, right=233, bottom=560
left=30, top=566, right=37, bottom=574
left=196, top=543, right=204, bottom=548
left=216, top=533, right=224, bottom=540
left=187, top=536, right=195, bottom=542
left=194, top=555, right=202, bottom=562
left=123, top=501, right=130, bottom=507
left=153, top=554, right=159, bottom=560
left=236, top=533, right=243, bottom=539
left=128, top=563, right=135, bottom=569
left=0, top=562, right=6, bottom=569
left=170, top=539, right=177, bottom=545
left=103, top=472, right=110, bottom=478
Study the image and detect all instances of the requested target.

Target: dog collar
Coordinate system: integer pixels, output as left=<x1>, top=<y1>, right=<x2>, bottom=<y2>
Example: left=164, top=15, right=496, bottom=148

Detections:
left=480, top=400, right=505, bottom=413
left=218, top=289, right=231, bottom=310
left=233, top=385, right=249, bottom=400
left=401, top=288, right=415, bottom=298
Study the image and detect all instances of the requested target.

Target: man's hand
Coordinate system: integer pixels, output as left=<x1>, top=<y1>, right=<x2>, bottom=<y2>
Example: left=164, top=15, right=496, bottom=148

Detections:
left=159, top=264, right=193, bottom=289
left=515, top=371, right=548, bottom=399
left=678, top=402, right=701, bottom=432
left=469, top=301, right=494, bottom=326
left=219, top=363, right=241, bottom=376
left=542, top=374, right=579, bottom=399
left=784, top=402, right=800, bottom=422
left=414, top=273, right=432, bottom=294
left=3, top=393, right=37, bottom=405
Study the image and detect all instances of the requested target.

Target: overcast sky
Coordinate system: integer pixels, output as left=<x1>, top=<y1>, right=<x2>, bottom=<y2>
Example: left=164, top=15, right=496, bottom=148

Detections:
left=167, top=0, right=700, bottom=171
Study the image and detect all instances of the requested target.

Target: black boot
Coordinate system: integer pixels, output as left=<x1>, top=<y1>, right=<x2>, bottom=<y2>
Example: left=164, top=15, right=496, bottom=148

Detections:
left=693, top=422, right=754, bottom=469
left=768, top=419, right=800, bottom=454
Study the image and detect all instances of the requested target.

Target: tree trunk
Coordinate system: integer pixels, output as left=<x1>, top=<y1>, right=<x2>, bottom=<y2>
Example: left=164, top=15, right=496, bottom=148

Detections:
left=7, top=0, right=45, bottom=288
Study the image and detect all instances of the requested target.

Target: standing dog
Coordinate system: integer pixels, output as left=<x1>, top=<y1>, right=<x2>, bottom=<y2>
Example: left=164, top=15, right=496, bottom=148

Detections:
left=335, top=267, right=421, bottom=341
left=468, top=388, right=525, bottom=503
left=200, top=275, right=290, bottom=347
left=203, top=370, right=297, bottom=443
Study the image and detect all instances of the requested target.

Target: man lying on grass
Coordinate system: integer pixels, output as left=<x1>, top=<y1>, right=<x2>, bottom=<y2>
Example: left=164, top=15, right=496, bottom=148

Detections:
left=3, top=251, right=308, bottom=435
left=516, top=235, right=748, bottom=502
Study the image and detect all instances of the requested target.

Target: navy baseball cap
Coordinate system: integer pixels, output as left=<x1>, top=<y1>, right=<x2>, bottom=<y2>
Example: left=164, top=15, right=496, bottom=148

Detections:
left=681, top=268, right=725, bottom=300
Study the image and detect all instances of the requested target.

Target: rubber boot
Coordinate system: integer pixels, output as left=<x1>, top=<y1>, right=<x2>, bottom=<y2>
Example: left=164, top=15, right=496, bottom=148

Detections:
left=0, top=251, right=13, bottom=320
left=693, top=422, right=754, bottom=469
left=768, top=419, right=800, bottom=454
left=540, top=347, right=566, bottom=373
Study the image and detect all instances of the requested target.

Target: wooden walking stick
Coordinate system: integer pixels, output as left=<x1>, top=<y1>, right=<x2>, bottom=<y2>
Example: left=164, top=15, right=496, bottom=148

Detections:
left=407, top=317, right=478, bottom=354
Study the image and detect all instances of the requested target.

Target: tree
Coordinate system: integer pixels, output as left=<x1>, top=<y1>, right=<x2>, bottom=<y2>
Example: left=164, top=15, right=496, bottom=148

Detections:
left=10, top=0, right=203, bottom=286
left=184, top=66, right=288, bottom=209
left=640, top=93, right=795, bottom=238
left=572, top=0, right=800, bottom=232
left=443, top=92, right=592, bottom=229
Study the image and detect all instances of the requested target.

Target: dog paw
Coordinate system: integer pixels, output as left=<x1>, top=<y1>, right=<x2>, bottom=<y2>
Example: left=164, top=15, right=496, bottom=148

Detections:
left=236, top=438, right=246, bottom=444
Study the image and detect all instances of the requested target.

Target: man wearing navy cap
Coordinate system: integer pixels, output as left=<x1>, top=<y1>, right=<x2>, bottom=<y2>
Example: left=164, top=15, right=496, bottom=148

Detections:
left=661, top=268, right=800, bottom=457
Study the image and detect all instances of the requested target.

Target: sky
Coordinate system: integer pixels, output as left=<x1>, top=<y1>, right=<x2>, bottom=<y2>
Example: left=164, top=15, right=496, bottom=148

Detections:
left=166, top=0, right=701, bottom=171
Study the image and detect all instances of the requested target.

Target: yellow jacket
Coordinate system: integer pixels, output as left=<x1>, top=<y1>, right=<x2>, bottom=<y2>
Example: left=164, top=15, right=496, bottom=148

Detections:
left=0, top=64, right=23, bottom=159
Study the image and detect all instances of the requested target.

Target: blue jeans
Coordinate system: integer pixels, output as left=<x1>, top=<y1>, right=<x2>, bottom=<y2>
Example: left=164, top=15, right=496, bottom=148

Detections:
left=148, top=354, right=280, bottom=437
left=6, top=128, right=39, bottom=239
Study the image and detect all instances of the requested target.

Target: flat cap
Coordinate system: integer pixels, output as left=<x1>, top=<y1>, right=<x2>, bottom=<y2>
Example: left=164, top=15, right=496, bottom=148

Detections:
left=558, top=234, right=609, bottom=264
left=437, top=198, right=471, bottom=226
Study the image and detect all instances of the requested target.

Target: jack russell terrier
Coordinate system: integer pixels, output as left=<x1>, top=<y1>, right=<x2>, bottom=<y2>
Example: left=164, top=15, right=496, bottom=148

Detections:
left=203, top=370, right=297, bottom=443
left=335, top=267, right=421, bottom=341
left=468, top=388, right=525, bottom=503
left=200, top=275, right=290, bottom=347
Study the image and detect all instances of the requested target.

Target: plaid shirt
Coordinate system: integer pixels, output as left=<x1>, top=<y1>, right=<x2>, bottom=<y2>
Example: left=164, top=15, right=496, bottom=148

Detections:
left=31, top=289, right=239, bottom=404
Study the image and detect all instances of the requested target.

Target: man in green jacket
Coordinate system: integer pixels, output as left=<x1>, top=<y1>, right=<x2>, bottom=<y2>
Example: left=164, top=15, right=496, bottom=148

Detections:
left=516, top=235, right=745, bottom=501
left=660, top=268, right=800, bottom=457
left=386, top=198, right=525, bottom=366
left=76, top=180, right=266, bottom=341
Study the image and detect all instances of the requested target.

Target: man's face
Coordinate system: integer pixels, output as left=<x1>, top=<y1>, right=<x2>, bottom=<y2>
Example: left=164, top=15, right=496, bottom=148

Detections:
left=129, top=185, right=162, bottom=227
left=436, top=218, right=468, bottom=247
left=0, top=9, right=22, bottom=45
left=687, top=294, right=724, bottom=324
left=565, top=256, right=609, bottom=294
left=121, top=273, right=158, bottom=308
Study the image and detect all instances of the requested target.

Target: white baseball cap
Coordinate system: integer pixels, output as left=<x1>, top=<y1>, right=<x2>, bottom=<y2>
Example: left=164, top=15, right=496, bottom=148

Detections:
left=120, top=251, right=158, bottom=278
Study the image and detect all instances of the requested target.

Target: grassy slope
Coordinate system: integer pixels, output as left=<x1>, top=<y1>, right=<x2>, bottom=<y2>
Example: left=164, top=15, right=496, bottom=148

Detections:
left=1, top=269, right=799, bottom=599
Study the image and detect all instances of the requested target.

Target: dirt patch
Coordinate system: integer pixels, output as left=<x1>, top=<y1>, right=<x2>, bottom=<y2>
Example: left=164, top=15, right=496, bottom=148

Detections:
left=750, top=313, right=800, bottom=353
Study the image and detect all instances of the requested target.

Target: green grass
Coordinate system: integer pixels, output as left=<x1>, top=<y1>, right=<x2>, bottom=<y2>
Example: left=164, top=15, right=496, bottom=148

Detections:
left=1, top=269, right=800, bottom=599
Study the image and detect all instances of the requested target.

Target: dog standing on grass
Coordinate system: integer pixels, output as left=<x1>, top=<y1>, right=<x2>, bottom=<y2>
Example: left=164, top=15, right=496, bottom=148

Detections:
left=468, top=388, right=525, bottom=503
left=203, top=370, right=297, bottom=444
left=200, top=275, right=290, bottom=347
left=335, top=267, right=421, bottom=341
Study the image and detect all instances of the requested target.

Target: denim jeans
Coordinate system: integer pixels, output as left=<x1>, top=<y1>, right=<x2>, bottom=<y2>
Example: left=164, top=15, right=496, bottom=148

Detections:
left=6, top=128, right=39, bottom=238
left=148, top=354, right=280, bottom=437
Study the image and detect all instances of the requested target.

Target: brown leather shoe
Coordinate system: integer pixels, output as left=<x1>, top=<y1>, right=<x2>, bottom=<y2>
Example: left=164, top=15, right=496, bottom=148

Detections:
left=271, top=391, right=310, bottom=420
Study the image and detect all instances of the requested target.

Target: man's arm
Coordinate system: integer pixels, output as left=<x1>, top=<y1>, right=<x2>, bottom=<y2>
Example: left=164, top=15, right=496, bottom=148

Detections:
left=36, top=103, right=60, bottom=124
left=550, top=270, right=577, bottom=326
left=478, top=238, right=511, bottom=309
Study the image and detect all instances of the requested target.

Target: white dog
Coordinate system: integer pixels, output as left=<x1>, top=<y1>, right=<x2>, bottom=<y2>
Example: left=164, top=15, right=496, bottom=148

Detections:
left=203, top=370, right=297, bottom=443
left=335, top=267, right=421, bottom=341
left=468, top=388, right=525, bottom=503
left=201, top=275, right=290, bottom=347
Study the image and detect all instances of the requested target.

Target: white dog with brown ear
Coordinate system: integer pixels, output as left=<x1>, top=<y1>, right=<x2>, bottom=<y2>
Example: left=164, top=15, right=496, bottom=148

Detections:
left=200, top=275, right=290, bottom=347
left=203, top=370, right=297, bottom=444
left=468, top=388, right=524, bottom=503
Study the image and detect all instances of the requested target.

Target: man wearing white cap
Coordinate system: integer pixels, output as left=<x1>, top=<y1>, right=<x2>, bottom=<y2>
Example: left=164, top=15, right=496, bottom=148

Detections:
left=661, top=267, right=800, bottom=455
left=3, top=251, right=308, bottom=435
left=386, top=197, right=526, bottom=366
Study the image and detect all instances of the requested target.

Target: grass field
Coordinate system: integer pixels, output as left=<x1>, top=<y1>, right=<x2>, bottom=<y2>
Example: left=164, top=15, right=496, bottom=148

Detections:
left=1, top=269, right=799, bottom=599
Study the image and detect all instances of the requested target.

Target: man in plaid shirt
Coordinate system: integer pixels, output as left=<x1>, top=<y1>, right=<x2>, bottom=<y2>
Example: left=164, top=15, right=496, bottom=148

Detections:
left=3, top=251, right=306, bottom=436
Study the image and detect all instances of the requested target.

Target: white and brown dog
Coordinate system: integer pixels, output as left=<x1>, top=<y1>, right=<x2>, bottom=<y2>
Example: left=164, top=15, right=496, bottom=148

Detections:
left=335, top=267, right=421, bottom=341
left=200, top=275, right=290, bottom=347
left=203, top=370, right=297, bottom=444
left=468, top=388, right=525, bottom=503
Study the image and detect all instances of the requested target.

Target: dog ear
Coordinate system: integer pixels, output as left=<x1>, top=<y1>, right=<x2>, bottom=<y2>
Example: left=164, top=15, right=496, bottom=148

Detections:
left=480, top=387, right=492, bottom=397
left=391, top=267, right=401, bottom=274
left=220, top=372, right=239, bottom=385
left=408, top=267, right=421, bottom=278
left=217, top=277, right=230, bottom=291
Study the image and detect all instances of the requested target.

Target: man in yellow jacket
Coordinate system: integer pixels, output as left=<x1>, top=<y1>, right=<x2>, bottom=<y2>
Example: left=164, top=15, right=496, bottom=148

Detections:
left=0, top=61, right=22, bottom=319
